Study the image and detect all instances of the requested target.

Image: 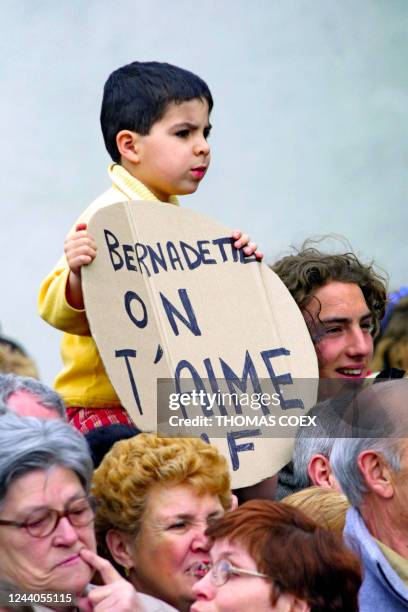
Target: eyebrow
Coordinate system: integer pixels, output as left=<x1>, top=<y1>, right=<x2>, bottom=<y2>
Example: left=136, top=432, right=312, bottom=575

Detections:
left=320, top=312, right=373, bottom=325
left=163, top=509, right=222, bottom=522
left=172, top=122, right=212, bottom=131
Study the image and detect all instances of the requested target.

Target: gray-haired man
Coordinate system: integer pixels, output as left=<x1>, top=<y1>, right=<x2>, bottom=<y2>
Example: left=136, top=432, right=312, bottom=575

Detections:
left=331, top=379, right=408, bottom=611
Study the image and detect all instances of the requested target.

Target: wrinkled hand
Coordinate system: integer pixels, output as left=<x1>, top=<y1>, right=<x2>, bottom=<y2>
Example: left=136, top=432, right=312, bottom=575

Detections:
left=77, top=548, right=144, bottom=612
left=64, top=223, right=97, bottom=277
left=232, top=229, right=263, bottom=261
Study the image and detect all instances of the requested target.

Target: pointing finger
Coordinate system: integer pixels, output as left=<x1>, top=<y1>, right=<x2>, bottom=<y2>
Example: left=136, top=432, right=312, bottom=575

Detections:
left=79, top=548, right=122, bottom=585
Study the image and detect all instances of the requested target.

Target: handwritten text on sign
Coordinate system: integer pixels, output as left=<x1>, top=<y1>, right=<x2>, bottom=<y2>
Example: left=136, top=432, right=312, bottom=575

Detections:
left=83, top=201, right=318, bottom=487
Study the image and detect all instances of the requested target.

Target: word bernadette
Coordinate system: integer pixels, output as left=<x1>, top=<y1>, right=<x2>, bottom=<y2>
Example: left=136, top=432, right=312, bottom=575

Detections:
left=104, top=230, right=258, bottom=277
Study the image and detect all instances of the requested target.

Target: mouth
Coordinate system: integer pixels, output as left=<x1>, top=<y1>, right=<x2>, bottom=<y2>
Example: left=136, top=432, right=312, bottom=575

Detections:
left=187, top=560, right=211, bottom=578
left=56, top=553, right=81, bottom=568
left=335, top=367, right=366, bottom=378
left=191, top=166, right=207, bottom=179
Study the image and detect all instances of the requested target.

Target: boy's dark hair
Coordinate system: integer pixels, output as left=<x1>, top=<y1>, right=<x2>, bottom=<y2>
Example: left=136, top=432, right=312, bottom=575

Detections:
left=85, top=423, right=140, bottom=468
left=272, top=240, right=387, bottom=338
left=101, top=61, right=213, bottom=162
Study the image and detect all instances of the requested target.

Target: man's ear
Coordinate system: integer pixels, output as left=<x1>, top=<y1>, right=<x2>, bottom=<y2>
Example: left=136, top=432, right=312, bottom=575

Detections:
left=105, top=529, right=135, bottom=570
left=308, top=454, right=334, bottom=490
left=116, top=130, right=141, bottom=163
left=358, top=450, right=394, bottom=499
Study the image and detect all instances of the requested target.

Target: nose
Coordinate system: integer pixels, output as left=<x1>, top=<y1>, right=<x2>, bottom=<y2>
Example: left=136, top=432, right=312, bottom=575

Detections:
left=194, top=135, right=210, bottom=157
left=191, top=529, right=211, bottom=553
left=192, top=570, right=215, bottom=601
left=346, top=327, right=373, bottom=359
left=53, top=516, right=79, bottom=546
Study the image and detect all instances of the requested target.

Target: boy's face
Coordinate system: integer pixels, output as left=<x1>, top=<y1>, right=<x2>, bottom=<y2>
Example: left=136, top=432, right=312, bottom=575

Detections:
left=131, top=98, right=211, bottom=202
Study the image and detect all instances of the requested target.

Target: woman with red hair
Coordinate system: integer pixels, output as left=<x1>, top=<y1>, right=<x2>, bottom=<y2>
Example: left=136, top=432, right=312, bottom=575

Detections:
left=191, top=500, right=361, bottom=611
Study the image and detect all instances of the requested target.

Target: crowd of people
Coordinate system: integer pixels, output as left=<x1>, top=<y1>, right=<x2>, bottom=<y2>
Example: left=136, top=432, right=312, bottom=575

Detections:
left=1, top=59, right=407, bottom=611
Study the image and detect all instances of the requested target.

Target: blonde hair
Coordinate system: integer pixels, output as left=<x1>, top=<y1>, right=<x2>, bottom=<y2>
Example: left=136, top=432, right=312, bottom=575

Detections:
left=0, top=344, right=39, bottom=379
left=282, top=486, right=350, bottom=534
left=372, top=336, right=408, bottom=372
left=92, top=434, right=232, bottom=540
left=372, top=296, right=408, bottom=371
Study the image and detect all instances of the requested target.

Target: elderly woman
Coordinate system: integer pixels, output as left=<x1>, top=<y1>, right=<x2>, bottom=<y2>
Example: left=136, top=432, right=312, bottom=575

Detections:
left=92, top=433, right=233, bottom=612
left=0, top=412, right=172, bottom=612
left=191, top=500, right=362, bottom=611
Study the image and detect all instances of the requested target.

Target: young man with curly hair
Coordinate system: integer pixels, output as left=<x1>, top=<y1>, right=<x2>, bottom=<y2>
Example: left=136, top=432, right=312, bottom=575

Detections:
left=272, top=243, right=387, bottom=380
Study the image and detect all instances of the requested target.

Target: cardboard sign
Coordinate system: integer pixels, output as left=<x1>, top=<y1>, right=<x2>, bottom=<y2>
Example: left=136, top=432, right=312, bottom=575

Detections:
left=82, top=201, right=318, bottom=488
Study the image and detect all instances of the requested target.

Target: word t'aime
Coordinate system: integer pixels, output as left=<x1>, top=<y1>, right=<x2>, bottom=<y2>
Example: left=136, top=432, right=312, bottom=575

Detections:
left=104, top=230, right=258, bottom=277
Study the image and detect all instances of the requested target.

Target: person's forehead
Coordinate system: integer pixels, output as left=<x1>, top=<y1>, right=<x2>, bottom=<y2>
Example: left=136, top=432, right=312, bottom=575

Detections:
left=3, top=467, right=83, bottom=514
left=146, top=483, right=222, bottom=519
left=309, top=281, right=370, bottom=318
left=211, top=539, right=252, bottom=565
left=159, top=98, right=210, bottom=124
left=7, top=391, right=60, bottom=420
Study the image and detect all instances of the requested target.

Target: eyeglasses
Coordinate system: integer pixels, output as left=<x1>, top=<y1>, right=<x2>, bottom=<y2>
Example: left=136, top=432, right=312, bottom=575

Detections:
left=190, top=559, right=268, bottom=587
left=0, top=496, right=96, bottom=538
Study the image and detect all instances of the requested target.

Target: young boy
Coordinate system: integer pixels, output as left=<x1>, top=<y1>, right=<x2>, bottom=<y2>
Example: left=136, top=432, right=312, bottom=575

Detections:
left=39, top=61, right=262, bottom=433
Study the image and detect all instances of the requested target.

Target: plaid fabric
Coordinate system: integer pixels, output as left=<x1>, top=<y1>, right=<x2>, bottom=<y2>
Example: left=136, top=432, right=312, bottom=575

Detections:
left=66, top=406, right=135, bottom=434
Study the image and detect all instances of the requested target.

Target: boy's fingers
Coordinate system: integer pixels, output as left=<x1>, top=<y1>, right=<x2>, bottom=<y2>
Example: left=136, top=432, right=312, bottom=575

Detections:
left=72, top=255, right=93, bottom=268
left=67, top=243, right=97, bottom=257
left=232, top=229, right=263, bottom=259
left=79, top=548, right=122, bottom=585
left=67, top=224, right=96, bottom=246
left=66, top=251, right=97, bottom=266
left=244, top=241, right=257, bottom=255
left=66, top=244, right=97, bottom=270
left=65, top=238, right=97, bottom=254
left=234, top=233, right=250, bottom=248
left=66, top=241, right=96, bottom=251
left=67, top=234, right=97, bottom=246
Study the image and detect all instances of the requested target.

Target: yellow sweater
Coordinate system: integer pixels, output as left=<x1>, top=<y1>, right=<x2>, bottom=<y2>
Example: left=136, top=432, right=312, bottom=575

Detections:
left=38, top=164, right=178, bottom=407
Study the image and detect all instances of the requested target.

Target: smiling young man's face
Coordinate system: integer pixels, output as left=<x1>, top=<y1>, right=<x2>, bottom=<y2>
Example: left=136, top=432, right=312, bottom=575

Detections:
left=303, top=281, right=374, bottom=379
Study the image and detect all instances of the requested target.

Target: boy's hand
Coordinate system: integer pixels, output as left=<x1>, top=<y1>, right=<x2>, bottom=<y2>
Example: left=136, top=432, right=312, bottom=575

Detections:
left=77, top=548, right=145, bottom=612
left=64, top=223, right=97, bottom=309
left=64, top=223, right=97, bottom=277
left=232, top=229, right=263, bottom=261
